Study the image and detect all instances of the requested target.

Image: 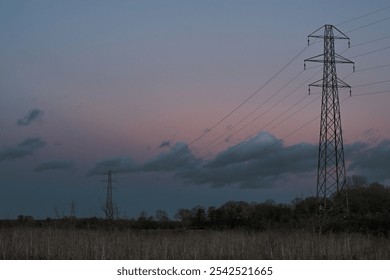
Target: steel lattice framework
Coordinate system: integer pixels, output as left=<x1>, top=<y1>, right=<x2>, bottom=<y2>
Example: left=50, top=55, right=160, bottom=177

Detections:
left=105, top=170, right=114, bottom=220
left=305, top=25, right=354, bottom=214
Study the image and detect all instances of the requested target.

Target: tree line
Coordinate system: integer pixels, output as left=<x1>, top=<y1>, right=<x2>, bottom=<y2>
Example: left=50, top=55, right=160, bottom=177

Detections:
left=3, top=176, right=390, bottom=235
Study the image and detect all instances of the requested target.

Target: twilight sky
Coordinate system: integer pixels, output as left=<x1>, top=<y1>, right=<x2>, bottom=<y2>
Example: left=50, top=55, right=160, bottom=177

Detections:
left=1, top=0, right=390, bottom=219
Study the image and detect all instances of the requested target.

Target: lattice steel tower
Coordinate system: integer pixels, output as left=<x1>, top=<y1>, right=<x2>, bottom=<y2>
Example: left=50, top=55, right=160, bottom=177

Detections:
left=304, top=25, right=354, bottom=214
left=104, top=170, right=114, bottom=220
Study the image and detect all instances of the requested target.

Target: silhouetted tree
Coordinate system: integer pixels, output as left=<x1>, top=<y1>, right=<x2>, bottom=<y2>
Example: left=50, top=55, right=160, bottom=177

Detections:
left=155, top=209, right=169, bottom=222
left=346, top=175, right=368, bottom=188
left=191, top=206, right=206, bottom=229
left=175, top=208, right=193, bottom=228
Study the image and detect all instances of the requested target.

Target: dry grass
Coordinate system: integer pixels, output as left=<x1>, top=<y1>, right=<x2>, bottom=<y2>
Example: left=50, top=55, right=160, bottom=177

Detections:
left=1, top=228, right=389, bottom=259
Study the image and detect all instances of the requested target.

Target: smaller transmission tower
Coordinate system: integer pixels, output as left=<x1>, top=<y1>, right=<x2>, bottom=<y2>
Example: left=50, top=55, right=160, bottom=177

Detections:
left=304, top=25, right=354, bottom=215
left=70, top=200, right=76, bottom=218
left=104, top=170, right=114, bottom=220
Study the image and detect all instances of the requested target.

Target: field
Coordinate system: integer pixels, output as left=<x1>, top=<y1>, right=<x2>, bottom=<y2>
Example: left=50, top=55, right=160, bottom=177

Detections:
left=1, top=228, right=389, bottom=260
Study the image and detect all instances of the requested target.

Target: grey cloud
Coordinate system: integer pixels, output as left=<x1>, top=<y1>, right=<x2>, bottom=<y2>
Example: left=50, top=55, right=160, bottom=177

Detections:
left=347, top=140, right=390, bottom=181
left=87, top=142, right=199, bottom=177
left=209, top=132, right=284, bottom=168
left=92, top=132, right=316, bottom=189
left=345, top=142, right=366, bottom=154
left=0, top=138, right=46, bottom=161
left=88, top=131, right=390, bottom=189
left=143, top=142, right=200, bottom=173
left=87, top=156, right=139, bottom=176
left=17, top=108, right=44, bottom=126
left=34, top=160, right=74, bottom=173
left=180, top=133, right=317, bottom=188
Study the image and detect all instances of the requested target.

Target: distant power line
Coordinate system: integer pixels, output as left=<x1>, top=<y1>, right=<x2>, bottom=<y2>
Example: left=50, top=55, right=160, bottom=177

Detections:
left=354, top=63, right=390, bottom=73
left=345, top=15, right=390, bottom=34
left=353, top=89, right=390, bottom=97
left=336, top=5, right=390, bottom=26
left=353, top=78, right=390, bottom=88
left=352, top=35, right=390, bottom=48
left=349, top=45, right=390, bottom=59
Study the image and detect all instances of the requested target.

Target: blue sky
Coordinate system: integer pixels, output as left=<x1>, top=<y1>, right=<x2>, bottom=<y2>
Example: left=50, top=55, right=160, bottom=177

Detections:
left=1, top=0, right=390, bottom=219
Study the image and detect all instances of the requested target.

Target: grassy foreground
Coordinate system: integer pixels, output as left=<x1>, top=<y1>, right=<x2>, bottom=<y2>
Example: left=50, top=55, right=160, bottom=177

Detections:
left=1, top=228, right=389, bottom=260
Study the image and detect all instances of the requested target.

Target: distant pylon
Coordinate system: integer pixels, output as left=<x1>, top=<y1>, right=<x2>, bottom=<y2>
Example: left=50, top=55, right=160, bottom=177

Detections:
left=304, top=25, right=354, bottom=215
left=104, top=170, right=114, bottom=220
left=70, top=200, right=76, bottom=218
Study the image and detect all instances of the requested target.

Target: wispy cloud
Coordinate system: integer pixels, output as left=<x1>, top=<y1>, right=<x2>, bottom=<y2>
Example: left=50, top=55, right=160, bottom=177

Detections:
left=159, top=140, right=171, bottom=148
left=17, top=108, right=44, bottom=126
left=34, top=160, right=74, bottom=173
left=0, top=138, right=46, bottom=161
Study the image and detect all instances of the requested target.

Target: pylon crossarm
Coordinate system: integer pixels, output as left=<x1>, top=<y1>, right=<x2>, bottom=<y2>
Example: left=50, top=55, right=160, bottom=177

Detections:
left=308, top=25, right=327, bottom=43
left=336, top=78, right=351, bottom=89
left=334, top=53, right=354, bottom=64
left=304, top=54, right=325, bottom=70
left=305, top=53, right=324, bottom=63
left=308, top=25, right=350, bottom=45
left=308, top=79, right=324, bottom=95
left=305, top=53, right=354, bottom=65
left=332, top=25, right=350, bottom=41
left=309, top=78, right=323, bottom=87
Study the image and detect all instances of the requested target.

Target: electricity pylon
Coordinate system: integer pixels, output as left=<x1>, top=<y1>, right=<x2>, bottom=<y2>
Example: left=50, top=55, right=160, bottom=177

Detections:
left=104, top=170, right=114, bottom=220
left=70, top=200, right=76, bottom=218
left=304, top=25, right=354, bottom=215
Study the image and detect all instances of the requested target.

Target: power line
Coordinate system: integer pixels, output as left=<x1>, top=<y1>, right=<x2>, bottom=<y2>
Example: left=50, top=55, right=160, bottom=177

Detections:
left=200, top=11, right=390, bottom=174
left=352, top=35, right=390, bottom=48
left=206, top=93, right=320, bottom=164
left=268, top=95, right=320, bottom=133
left=353, top=89, right=390, bottom=97
left=210, top=98, right=321, bottom=168
left=194, top=9, right=390, bottom=151
left=195, top=69, right=308, bottom=156
left=337, top=5, right=390, bottom=26
left=195, top=28, right=390, bottom=157
left=353, top=78, right=390, bottom=88
left=201, top=94, right=310, bottom=157
left=349, top=45, right=390, bottom=59
left=209, top=34, right=390, bottom=159
left=345, top=15, right=390, bottom=34
left=187, top=46, right=309, bottom=148
left=192, top=61, right=326, bottom=159
left=279, top=95, right=350, bottom=145
left=188, top=5, right=390, bottom=159
left=196, top=13, right=390, bottom=176
left=211, top=93, right=351, bottom=172
left=195, top=59, right=327, bottom=157
left=220, top=22, right=390, bottom=162
left=196, top=67, right=322, bottom=157
left=354, top=63, right=390, bottom=73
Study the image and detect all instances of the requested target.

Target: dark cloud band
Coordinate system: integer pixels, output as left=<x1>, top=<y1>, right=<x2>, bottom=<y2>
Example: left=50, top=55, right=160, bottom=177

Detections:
left=87, top=132, right=390, bottom=188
